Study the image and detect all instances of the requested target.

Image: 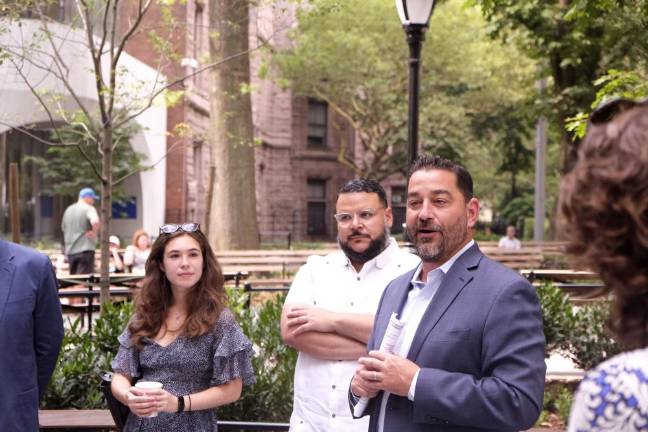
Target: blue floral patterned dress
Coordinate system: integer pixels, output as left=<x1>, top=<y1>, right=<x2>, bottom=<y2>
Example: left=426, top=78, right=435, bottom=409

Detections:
left=111, top=308, right=255, bottom=432
left=568, top=348, right=648, bottom=431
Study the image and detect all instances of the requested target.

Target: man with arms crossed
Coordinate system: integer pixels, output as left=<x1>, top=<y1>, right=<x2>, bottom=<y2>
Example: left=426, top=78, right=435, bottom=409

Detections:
left=281, top=179, right=419, bottom=432
left=350, top=155, right=546, bottom=431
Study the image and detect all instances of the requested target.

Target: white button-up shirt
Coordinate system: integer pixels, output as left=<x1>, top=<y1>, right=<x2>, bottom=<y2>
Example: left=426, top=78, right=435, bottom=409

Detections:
left=377, top=240, right=474, bottom=432
left=285, top=238, right=419, bottom=432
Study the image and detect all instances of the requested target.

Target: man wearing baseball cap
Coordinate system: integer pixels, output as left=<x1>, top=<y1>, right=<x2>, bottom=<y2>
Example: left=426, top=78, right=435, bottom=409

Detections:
left=61, top=187, right=100, bottom=274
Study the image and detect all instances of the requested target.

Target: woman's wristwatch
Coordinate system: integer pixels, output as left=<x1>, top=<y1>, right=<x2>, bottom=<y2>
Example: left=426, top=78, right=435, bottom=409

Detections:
left=177, top=395, right=185, bottom=413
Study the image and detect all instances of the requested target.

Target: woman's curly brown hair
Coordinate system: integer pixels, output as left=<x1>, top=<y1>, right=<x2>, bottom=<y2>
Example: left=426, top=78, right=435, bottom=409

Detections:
left=559, top=104, right=648, bottom=349
left=128, top=229, right=226, bottom=348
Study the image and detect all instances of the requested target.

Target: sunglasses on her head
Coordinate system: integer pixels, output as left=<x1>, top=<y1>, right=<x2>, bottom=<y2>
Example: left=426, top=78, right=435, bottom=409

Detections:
left=589, top=97, right=648, bottom=125
left=159, top=223, right=201, bottom=235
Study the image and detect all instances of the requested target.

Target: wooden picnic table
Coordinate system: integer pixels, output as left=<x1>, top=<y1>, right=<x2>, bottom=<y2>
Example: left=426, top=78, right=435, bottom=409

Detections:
left=57, top=273, right=145, bottom=289
left=520, top=268, right=607, bottom=302
left=57, top=271, right=247, bottom=289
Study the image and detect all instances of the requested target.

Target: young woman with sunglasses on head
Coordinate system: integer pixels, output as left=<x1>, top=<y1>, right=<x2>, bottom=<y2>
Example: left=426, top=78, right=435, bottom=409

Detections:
left=110, top=223, right=255, bottom=431
left=561, top=99, right=648, bottom=431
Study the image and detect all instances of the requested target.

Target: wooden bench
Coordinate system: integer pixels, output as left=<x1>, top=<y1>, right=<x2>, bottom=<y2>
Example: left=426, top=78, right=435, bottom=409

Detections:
left=246, top=278, right=293, bottom=288
left=39, top=409, right=291, bottom=430
left=39, top=409, right=116, bottom=429
left=480, top=246, right=544, bottom=270
left=520, top=269, right=598, bottom=283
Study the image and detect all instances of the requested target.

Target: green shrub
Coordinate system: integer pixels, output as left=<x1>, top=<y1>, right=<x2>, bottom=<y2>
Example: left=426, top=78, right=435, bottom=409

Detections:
left=554, top=385, right=574, bottom=421
left=537, top=282, right=620, bottom=369
left=219, top=288, right=297, bottom=422
left=42, top=301, right=132, bottom=409
left=537, top=282, right=576, bottom=354
left=569, top=301, right=621, bottom=370
left=539, top=382, right=577, bottom=425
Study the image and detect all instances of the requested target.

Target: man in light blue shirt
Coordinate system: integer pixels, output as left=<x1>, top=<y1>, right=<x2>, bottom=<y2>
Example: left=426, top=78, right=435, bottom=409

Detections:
left=350, top=155, right=545, bottom=432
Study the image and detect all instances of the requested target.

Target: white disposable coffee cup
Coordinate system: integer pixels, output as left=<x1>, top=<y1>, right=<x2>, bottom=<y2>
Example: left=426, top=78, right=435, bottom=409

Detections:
left=135, top=381, right=163, bottom=417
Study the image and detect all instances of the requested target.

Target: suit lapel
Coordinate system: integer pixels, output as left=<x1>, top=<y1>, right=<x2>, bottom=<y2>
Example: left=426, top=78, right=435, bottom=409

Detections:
left=407, top=244, right=482, bottom=360
left=0, top=240, right=17, bottom=322
left=372, top=269, right=417, bottom=351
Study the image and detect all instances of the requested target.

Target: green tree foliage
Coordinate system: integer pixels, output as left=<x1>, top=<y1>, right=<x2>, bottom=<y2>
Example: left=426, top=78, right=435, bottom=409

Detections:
left=24, top=113, right=146, bottom=201
left=566, top=69, right=648, bottom=138
left=474, top=0, right=648, bottom=171
left=274, top=0, right=536, bottom=191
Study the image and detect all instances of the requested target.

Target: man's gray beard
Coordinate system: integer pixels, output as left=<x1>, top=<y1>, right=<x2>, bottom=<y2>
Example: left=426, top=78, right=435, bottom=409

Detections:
left=407, top=220, right=467, bottom=263
left=339, top=227, right=390, bottom=264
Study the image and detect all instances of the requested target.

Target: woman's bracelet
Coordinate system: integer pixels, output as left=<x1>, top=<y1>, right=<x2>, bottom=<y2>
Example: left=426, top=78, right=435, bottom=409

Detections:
left=188, top=394, right=192, bottom=411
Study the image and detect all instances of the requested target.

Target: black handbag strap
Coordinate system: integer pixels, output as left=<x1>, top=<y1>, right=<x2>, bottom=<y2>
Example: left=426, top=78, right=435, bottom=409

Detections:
left=100, top=371, right=130, bottom=431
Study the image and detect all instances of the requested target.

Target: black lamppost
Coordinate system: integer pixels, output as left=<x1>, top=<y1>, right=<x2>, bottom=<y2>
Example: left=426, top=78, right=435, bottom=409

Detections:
left=396, top=0, right=436, bottom=167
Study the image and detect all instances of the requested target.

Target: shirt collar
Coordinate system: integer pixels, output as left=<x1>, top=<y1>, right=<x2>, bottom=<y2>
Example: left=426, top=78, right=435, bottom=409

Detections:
left=410, top=239, right=475, bottom=284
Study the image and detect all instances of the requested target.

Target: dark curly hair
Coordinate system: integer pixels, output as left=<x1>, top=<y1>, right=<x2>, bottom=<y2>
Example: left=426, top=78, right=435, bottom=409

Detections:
left=129, top=229, right=226, bottom=348
left=559, top=104, right=648, bottom=349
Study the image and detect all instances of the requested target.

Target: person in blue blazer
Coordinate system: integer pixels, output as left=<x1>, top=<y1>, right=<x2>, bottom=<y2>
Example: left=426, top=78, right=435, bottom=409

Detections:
left=0, top=239, right=64, bottom=431
left=350, top=155, right=546, bottom=431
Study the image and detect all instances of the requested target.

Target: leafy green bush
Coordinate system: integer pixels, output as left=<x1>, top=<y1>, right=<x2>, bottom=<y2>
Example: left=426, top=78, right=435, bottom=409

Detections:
left=537, top=282, right=620, bottom=370
left=537, top=381, right=578, bottom=426
left=537, top=282, right=576, bottom=354
left=569, top=301, right=621, bottom=370
left=220, top=288, right=297, bottom=422
left=42, top=301, right=133, bottom=409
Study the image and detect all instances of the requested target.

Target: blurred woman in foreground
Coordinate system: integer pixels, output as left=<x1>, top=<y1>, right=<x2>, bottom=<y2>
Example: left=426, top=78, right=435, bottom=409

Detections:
left=560, top=99, right=648, bottom=431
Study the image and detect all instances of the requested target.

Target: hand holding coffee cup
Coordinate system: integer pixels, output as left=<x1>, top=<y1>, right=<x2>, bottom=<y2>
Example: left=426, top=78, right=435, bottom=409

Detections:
left=129, top=381, right=164, bottom=417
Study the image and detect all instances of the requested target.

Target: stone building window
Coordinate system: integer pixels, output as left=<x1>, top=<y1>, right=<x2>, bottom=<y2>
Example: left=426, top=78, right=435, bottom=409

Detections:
left=307, top=99, right=327, bottom=148
left=307, top=179, right=327, bottom=236
left=391, top=186, right=406, bottom=234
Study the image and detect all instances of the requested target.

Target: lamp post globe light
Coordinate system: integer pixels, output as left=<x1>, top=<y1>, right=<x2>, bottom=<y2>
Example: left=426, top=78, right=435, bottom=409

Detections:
left=396, top=0, right=436, bottom=167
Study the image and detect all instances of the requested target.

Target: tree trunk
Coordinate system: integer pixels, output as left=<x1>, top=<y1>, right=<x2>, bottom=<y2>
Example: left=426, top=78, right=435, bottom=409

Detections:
left=207, top=0, right=259, bottom=250
left=99, top=127, right=113, bottom=306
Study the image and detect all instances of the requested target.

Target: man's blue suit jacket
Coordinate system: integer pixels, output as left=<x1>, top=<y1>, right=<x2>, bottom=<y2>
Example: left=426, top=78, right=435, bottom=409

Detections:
left=0, top=240, right=64, bottom=431
left=353, top=244, right=546, bottom=431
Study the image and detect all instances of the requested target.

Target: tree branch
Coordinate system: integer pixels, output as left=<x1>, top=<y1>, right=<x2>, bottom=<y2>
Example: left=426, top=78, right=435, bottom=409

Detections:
left=112, top=139, right=182, bottom=186
left=114, top=43, right=265, bottom=129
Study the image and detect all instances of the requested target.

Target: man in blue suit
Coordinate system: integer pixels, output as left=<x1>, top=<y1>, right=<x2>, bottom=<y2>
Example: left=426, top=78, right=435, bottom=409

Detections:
left=0, top=239, right=64, bottom=430
left=350, top=155, right=546, bottom=431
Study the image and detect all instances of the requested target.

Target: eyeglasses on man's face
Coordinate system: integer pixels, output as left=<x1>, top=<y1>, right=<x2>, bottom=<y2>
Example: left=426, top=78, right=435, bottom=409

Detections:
left=333, top=208, right=383, bottom=227
left=159, top=223, right=201, bottom=235
left=589, top=97, right=648, bottom=125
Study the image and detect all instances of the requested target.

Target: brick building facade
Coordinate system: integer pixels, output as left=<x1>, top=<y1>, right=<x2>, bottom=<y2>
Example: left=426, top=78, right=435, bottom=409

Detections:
left=133, top=1, right=404, bottom=242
